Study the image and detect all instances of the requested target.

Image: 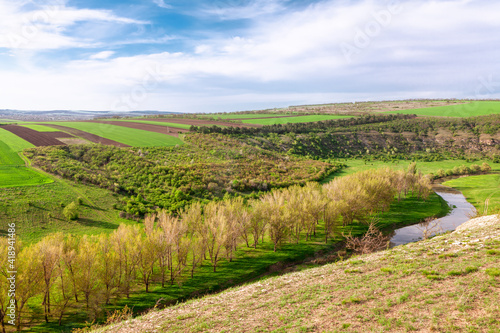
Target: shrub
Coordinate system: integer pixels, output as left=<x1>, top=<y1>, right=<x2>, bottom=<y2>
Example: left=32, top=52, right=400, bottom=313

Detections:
left=63, top=201, right=79, bottom=221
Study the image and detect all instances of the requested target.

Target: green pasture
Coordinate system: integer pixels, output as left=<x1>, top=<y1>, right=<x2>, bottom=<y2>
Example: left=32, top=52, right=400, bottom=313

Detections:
left=201, top=113, right=289, bottom=119
left=19, top=124, right=62, bottom=132
left=443, top=174, right=500, bottom=215
left=0, top=127, right=34, bottom=152
left=44, top=122, right=184, bottom=147
left=109, top=119, right=191, bottom=130
left=385, top=101, right=500, bottom=117
left=242, top=115, right=352, bottom=125
left=0, top=128, right=53, bottom=188
left=0, top=177, right=137, bottom=244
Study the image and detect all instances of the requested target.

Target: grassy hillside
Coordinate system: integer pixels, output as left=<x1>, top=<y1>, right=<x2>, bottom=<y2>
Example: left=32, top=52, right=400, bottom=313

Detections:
left=93, top=215, right=500, bottom=333
left=386, top=101, right=500, bottom=117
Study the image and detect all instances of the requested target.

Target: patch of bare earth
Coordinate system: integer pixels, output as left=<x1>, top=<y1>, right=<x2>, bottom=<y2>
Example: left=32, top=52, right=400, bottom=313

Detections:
left=43, top=124, right=130, bottom=147
left=87, top=120, right=188, bottom=137
left=95, top=215, right=500, bottom=333
left=1, top=124, right=66, bottom=146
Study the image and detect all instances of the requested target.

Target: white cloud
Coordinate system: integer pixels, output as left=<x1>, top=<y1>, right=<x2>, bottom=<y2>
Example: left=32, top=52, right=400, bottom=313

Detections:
left=89, top=51, right=115, bottom=60
left=0, top=0, right=147, bottom=50
left=200, top=0, right=285, bottom=20
left=1, top=0, right=500, bottom=112
left=153, top=0, right=172, bottom=9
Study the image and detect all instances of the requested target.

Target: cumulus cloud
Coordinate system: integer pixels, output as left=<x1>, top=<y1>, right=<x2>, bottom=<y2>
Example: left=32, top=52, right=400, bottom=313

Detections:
left=0, top=0, right=499, bottom=112
left=0, top=0, right=147, bottom=50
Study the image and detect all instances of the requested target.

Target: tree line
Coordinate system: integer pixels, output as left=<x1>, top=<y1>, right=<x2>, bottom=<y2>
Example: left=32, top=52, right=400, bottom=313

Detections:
left=0, top=167, right=430, bottom=331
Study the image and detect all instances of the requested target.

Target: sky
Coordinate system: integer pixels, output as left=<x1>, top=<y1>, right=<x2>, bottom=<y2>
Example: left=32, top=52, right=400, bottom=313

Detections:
left=0, top=0, right=499, bottom=113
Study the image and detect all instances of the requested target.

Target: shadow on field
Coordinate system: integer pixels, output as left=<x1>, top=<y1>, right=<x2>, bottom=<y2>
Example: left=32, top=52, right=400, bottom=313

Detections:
left=76, top=218, right=118, bottom=230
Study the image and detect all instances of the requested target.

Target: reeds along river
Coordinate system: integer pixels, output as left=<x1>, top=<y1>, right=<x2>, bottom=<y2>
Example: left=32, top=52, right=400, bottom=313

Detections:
left=389, top=185, right=476, bottom=247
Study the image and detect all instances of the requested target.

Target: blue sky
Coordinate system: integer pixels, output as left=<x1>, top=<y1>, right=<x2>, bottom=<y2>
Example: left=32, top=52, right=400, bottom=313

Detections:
left=0, top=0, right=499, bottom=112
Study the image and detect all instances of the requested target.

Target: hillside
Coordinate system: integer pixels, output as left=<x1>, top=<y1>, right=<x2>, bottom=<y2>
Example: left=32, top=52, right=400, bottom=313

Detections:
left=93, top=215, right=500, bottom=333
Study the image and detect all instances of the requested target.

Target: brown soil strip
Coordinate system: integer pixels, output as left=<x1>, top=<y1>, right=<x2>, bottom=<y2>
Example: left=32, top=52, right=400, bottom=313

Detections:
left=43, top=131, right=74, bottom=139
left=43, top=124, right=131, bottom=147
left=1, top=125, right=66, bottom=146
left=146, top=118, right=263, bottom=128
left=86, top=121, right=188, bottom=137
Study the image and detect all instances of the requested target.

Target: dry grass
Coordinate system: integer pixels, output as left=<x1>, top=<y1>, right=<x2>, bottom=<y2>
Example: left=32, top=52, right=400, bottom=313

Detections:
left=93, top=215, right=500, bottom=333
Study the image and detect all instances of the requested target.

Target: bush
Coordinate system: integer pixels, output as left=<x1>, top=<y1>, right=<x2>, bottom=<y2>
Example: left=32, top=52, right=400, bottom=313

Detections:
left=63, top=202, right=79, bottom=221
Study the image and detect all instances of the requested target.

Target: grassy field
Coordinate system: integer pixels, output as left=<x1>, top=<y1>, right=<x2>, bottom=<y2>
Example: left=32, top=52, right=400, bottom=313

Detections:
left=19, top=124, right=63, bottom=132
left=0, top=176, right=137, bottom=244
left=0, top=127, right=35, bottom=152
left=43, top=122, right=184, bottom=147
left=0, top=128, right=53, bottom=188
left=201, top=113, right=289, bottom=119
left=320, top=158, right=500, bottom=183
left=109, top=119, right=192, bottom=130
left=385, top=101, right=500, bottom=117
left=241, top=115, right=353, bottom=125
left=443, top=174, right=500, bottom=215
left=94, top=215, right=500, bottom=333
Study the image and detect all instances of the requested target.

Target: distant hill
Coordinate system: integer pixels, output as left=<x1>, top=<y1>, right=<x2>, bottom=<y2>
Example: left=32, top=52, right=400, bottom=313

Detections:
left=0, top=110, right=179, bottom=121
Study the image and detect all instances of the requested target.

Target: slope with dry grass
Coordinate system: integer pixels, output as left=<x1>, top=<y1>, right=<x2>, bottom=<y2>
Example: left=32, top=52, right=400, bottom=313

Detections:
left=92, top=215, right=500, bottom=333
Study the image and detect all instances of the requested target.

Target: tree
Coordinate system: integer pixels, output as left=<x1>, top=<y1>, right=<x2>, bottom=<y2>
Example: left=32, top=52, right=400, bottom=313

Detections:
left=63, top=202, right=79, bottom=221
left=110, top=225, right=141, bottom=299
left=203, top=202, right=229, bottom=272
left=35, top=233, right=63, bottom=323
left=260, top=191, right=289, bottom=252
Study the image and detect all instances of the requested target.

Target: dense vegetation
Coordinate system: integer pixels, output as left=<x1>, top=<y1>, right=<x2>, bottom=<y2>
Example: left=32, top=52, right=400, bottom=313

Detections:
left=191, top=114, right=500, bottom=160
left=25, top=134, right=341, bottom=217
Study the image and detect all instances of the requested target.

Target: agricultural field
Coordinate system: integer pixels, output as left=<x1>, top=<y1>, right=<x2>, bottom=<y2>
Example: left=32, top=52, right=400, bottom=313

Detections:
left=42, top=121, right=184, bottom=147
left=241, top=114, right=352, bottom=125
left=0, top=128, right=53, bottom=188
left=99, top=119, right=192, bottom=130
left=385, top=101, right=500, bottom=117
left=201, top=113, right=292, bottom=119
left=19, top=124, right=64, bottom=132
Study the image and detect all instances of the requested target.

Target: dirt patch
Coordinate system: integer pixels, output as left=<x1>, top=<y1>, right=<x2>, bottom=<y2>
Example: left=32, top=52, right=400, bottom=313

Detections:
left=1, top=125, right=66, bottom=146
left=150, top=118, right=263, bottom=128
left=43, top=124, right=130, bottom=147
left=87, top=121, right=188, bottom=137
left=43, top=131, right=74, bottom=139
left=57, top=138, right=90, bottom=145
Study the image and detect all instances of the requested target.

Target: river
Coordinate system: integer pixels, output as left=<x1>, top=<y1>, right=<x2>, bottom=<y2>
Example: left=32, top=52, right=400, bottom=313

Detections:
left=389, top=184, right=476, bottom=247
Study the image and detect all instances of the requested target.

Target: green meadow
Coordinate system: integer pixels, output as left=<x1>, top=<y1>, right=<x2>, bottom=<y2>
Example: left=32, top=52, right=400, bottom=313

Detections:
left=44, top=122, right=184, bottom=147
left=0, top=128, right=53, bottom=188
left=385, top=101, right=500, bottom=117
left=112, top=119, right=192, bottom=129
left=242, top=115, right=353, bottom=125
left=444, top=174, right=500, bottom=214
left=202, top=113, right=288, bottom=119
left=19, top=124, right=63, bottom=132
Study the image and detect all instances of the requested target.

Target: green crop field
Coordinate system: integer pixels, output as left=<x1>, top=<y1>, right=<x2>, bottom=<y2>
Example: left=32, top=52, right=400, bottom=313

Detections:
left=241, top=115, right=352, bottom=125
left=45, top=122, right=184, bottom=147
left=385, top=101, right=500, bottom=117
left=0, top=128, right=53, bottom=188
left=0, top=166, right=52, bottom=188
left=201, top=113, right=290, bottom=119
left=0, top=127, right=35, bottom=152
left=109, top=119, right=192, bottom=130
left=19, top=124, right=62, bottom=132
